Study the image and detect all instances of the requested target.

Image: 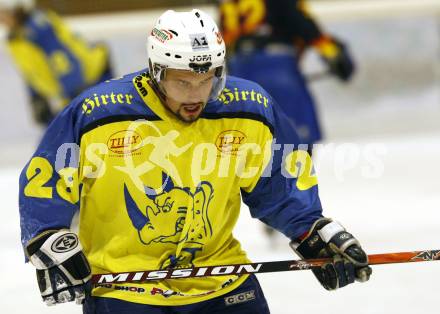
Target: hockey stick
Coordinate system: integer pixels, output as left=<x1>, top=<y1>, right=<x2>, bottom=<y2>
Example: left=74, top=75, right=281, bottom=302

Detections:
left=92, top=250, right=440, bottom=284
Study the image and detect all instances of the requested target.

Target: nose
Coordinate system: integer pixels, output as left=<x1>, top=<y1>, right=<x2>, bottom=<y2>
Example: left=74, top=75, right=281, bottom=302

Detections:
left=186, top=86, right=204, bottom=103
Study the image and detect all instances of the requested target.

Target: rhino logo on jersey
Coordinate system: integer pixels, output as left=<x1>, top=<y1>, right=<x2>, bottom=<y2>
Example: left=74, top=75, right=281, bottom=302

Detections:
left=124, top=172, right=214, bottom=268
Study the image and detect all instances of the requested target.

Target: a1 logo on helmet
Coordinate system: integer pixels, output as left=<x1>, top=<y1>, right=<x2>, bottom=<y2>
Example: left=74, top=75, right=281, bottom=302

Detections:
left=190, top=33, right=209, bottom=51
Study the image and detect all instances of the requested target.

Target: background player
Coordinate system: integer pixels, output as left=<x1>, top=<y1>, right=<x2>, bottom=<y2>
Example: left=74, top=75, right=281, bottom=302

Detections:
left=0, top=0, right=113, bottom=125
left=220, top=0, right=355, bottom=148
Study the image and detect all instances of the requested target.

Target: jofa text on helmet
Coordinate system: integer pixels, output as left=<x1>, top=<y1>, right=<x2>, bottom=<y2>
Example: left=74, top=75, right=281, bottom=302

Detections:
left=189, top=54, right=212, bottom=62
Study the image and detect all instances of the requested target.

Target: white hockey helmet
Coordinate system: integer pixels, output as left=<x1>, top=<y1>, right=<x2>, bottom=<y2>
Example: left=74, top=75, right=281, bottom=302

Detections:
left=147, top=9, right=226, bottom=102
left=0, top=0, right=34, bottom=10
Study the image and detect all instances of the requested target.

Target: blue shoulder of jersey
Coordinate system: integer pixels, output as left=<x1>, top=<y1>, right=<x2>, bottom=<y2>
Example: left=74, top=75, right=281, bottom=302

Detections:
left=209, top=75, right=302, bottom=147
left=207, top=75, right=276, bottom=133
left=60, top=69, right=160, bottom=141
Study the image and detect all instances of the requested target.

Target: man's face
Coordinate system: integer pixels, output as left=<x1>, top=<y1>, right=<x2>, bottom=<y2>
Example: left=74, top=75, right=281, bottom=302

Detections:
left=160, top=68, right=215, bottom=123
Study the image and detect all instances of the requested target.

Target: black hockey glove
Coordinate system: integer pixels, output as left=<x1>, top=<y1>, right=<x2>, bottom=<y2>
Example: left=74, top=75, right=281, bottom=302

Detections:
left=30, top=94, right=55, bottom=125
left=313, top=36, right=355, bottom=82
left=290, top=218, right=372, bottom=290
left=26, top=230, right=91, bottom=305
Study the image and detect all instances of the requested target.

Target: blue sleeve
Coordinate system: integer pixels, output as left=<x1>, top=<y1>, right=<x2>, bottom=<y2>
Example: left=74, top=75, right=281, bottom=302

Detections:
left=19, top=102, right=82, bottom=249
left=241, top=95, right=323, bottom=240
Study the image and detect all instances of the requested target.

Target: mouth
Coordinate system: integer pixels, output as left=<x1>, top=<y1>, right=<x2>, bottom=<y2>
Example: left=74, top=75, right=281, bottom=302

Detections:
left=181, top=103, right=202, bottom=115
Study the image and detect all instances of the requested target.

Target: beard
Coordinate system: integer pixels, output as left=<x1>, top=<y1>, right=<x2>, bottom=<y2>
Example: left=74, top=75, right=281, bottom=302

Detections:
left=175, top=102, right=204, bottom=122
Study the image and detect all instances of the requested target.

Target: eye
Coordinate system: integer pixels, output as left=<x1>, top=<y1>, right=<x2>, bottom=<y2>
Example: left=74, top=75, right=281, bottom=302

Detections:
left=177, top=80, right=191, bottom=88
left=200, top=77, right=213, bottom=86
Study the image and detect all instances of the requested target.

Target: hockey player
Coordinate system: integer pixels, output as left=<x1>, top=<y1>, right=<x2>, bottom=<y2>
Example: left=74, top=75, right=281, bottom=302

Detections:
left=0, top=0, right=113, bottom=125
left=19, top=9, right=371, bottom=313
left=220, top=0, right=355, bottom=148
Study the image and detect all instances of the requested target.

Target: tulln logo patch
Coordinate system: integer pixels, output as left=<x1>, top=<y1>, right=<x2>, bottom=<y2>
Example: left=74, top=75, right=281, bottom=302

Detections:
left=215, top=130, right=247, bottom=155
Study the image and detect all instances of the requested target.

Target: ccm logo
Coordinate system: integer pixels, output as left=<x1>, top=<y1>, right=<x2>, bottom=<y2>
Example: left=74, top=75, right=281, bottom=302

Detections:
left=189, top=54, right=212, bottom=62
left=224, top=290, right=255, bottom=306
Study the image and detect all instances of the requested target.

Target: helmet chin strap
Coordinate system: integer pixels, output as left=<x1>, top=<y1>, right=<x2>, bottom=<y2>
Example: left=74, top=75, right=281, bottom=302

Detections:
left=146, top=73, right=167, bottom=103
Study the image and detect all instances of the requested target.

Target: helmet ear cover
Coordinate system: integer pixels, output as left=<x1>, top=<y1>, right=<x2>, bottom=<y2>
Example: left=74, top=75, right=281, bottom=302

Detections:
left=148, top=59, right=167, bottom=81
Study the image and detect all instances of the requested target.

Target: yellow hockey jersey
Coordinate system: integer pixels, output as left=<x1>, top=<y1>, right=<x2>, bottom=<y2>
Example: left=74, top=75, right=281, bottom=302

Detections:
left=19, top=70, right=323, bottom=305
